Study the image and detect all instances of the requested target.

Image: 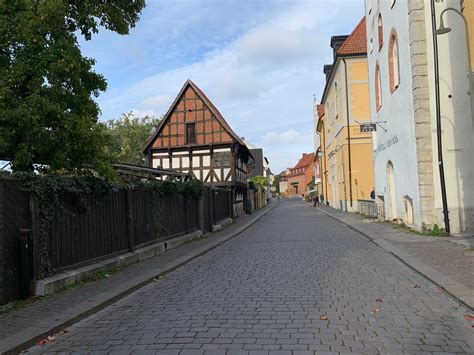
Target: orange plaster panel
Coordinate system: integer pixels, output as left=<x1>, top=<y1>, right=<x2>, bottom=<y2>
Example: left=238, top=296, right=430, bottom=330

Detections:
left=221, top=132, right=232, bottom=142
left=163, top=125, right=169, bottom=135
left=186, top=111, right=196, bottom=121
left=170, top=137, right=177, bottom=146
left=196, top=110, right=203, bottom=121
left=178, top=100, right=184, bottom=111
left=170, top=124, right=177, bottom=135
left=177, top=112, right=184, bottom=122
left=197, top=134, right=204, bottom=144
left=187, top=100, right=196, bottom=110
left=185, top=88, right=195, bottom=99
left=205, top=120, right=212, bottom=132
left=197, top=122, right=204, bottom=133
left=213, top=121, right=220, bottom=131
left=178, top=124, right=184, bottom=135
left=153, top=138, right=162, bottom=148
left=163, top=137, right=169, bottom=146
left=204, top=110, right=211, bottom=119
left=196, top=100, right=203, bottom=109
left=178, top=136, right=185, bottom=145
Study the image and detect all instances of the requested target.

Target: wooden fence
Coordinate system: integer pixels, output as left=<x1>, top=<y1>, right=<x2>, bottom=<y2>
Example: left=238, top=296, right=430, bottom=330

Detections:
left=0, top=180, right=231, bottom=305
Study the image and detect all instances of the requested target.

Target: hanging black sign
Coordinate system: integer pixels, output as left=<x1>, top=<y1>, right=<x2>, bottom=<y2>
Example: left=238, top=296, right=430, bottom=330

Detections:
left=360, top=123, right=377, bottom=132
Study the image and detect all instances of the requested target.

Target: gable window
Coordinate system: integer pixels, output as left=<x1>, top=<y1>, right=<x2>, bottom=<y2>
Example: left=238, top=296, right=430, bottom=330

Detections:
left=388, top=30, right=400, bottom=93
left=378, top=14, right=383, bottom=49
left=186, top=123, right=196, bottom=144
left=375, top=63, right=382, bottom=112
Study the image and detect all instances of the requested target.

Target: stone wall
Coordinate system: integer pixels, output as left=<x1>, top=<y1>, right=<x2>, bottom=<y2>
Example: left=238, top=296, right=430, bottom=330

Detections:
left=408, top=0, right=435, bottom=231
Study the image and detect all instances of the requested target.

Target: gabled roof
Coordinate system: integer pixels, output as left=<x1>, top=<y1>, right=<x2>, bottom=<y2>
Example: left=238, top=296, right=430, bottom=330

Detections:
left=293, top=153, right=315, bottom=169
left=337, top=17, right=366, bottom=56
left=320, top=16, right=367, bottom=104
left=143, top=79, right=247, bottom=153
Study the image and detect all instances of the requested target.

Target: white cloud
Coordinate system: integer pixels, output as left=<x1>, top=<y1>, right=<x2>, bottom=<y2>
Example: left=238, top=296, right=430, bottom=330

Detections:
left=141, top=94, right=173, bottom=108
left=260, top=129, right=302, bottom=145
left=89, top=0, right=364, bottom=173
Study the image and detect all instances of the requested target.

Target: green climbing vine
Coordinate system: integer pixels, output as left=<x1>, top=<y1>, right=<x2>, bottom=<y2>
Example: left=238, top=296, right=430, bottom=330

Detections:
left=137, top=179, right=204, bottom=238
left=13, top=172, right=117, bottom=278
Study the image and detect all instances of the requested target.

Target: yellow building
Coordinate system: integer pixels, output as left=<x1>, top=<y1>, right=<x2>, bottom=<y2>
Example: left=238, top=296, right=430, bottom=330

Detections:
left=461, top=0, right=474, bottom=72
left=316, top=17, right=374, bottom=212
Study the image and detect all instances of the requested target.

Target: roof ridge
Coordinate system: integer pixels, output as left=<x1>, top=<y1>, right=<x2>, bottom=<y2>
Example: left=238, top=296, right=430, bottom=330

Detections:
left=143, top=80, right=248, bottom=153
left=337, top=16, right=366, bottom=56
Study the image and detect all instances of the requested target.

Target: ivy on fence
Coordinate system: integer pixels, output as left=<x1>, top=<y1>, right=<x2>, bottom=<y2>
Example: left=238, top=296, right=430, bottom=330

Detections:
left=10, top=173, right=204, bottom=278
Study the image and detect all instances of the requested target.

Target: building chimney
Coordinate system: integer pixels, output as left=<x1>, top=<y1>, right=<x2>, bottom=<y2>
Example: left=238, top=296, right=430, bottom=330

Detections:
left=330, top=35, right=349, bottom=61
left=323, top=64, right=333, bottom=82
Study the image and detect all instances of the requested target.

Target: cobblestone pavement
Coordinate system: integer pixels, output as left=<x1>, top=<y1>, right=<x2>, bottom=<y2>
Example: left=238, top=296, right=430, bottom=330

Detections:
left=27, top=199, right=474, bottom=354
left=317, top=205, right=474, bottom=290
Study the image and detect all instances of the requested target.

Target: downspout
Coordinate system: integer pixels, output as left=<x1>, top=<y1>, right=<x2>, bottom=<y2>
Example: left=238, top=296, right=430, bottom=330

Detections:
left=342, top=57, right=353, bottom=208
left=323, top=121, right=329, bottom=204
left=430, top=0, right=450, bottom=233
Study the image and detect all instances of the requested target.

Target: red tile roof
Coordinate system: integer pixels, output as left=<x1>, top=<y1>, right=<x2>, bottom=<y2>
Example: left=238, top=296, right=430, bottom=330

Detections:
left=294, top=153, right=315, bottom=169
left=316, top=104, right=325, bottom=117
left=337, top=17, right=366, bottom=56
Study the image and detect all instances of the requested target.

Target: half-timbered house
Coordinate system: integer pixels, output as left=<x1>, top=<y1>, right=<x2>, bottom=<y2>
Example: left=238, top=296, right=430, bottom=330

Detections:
left=143, top=80, right=253, bottom=217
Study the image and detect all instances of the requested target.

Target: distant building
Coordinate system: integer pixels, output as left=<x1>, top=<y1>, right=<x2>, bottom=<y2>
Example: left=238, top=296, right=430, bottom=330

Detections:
left=143, top=80, right=253, bottom=217
left=279, top=169, right=289, bottom=198
left=287, top=153, right=315, bottom=197
left=365, top=0, right=474, bottom=233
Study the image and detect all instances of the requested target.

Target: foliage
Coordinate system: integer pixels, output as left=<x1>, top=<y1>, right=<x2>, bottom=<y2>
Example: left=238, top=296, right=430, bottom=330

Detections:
left=272, top=174, right=281, bottom=193
left=0, top=0, right=145, bottom=172
left=137, top=178, right=204, bottom=239
left=105, top=112, right=161, bottom=166
left=429, top=224, right=445, bottom=237
left=250, top=175, right=268, bottom=189
left=139, top=179, right=204, bottom=200
left=13, top=171, right=118, bottom=278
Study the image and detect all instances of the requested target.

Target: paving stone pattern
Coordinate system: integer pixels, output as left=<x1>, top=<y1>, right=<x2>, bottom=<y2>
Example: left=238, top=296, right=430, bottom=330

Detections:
left=0, top=206, right=271, bottom=342
left=27, top=200, right=473, bottom=354
left=318, top=206, right=474, bottom=290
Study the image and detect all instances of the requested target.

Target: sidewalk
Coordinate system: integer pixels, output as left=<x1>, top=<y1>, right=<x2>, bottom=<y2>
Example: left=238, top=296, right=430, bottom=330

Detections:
left=0, top=201, right=277, bottom=354
left=316, top=205, right=474, bottom=311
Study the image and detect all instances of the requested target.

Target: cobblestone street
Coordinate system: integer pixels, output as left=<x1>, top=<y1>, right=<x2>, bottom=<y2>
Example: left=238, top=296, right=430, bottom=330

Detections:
left=27, top=199, right=473, bottom=354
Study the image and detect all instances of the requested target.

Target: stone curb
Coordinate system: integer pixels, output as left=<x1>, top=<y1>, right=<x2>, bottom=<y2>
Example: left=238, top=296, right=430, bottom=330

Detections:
left=316, top=207, right=474, bottom=312
left=0, top=202, right=278, bottom=355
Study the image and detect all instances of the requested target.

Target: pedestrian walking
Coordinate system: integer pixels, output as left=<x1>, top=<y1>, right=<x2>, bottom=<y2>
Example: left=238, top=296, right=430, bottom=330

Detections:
left=315, top=195, right=320, bottom=206
left=320, top=193, right=324, bottom=205
left=370, top=188, right=375, bottom=200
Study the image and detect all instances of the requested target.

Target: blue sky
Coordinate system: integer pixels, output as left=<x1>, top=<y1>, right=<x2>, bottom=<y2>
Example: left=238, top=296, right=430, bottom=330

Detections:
left=80, top=0, right=365, bottom=173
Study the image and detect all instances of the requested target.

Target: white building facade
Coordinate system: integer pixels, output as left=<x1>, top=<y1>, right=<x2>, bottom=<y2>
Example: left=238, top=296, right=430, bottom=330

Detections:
left=365, top=0, right=474, bottom=234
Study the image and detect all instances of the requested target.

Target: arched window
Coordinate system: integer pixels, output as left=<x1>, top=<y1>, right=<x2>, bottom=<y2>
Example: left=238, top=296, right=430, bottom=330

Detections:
left=388, top=30, right=400, bottom=93
left=378, top=14, right=383, bottom=49
left=375, top=63, right=382, bottom=112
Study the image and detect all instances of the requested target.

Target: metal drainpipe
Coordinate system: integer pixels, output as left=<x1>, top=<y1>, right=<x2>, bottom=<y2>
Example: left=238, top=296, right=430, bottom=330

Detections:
left=323, top=121, right=329, bottom=204
left=342, top=58, right=353, bottom=208
left=430, top=0, right=450, bottom=233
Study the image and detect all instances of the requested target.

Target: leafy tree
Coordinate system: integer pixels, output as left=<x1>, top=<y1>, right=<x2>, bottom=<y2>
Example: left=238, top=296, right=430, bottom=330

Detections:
left=0, top=0, right=146, bottom=172
left=105, top=112, right=161, bottom=166
left=250, top=175, right=268, bottom=189
left=272, top=174, right=281, bottom=193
